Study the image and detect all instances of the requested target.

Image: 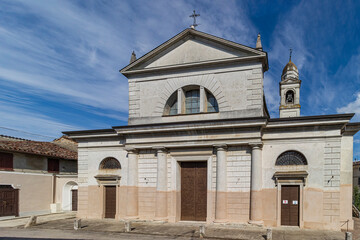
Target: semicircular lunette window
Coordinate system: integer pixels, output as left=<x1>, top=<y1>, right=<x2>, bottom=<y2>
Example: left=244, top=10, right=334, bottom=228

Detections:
left=99, top=157, right=121, bottom=170
left=164, top=91, right=178, bottom=116
left=206, top=90, right=218, bottom=112
left=275, top=151, right=307, bottom=166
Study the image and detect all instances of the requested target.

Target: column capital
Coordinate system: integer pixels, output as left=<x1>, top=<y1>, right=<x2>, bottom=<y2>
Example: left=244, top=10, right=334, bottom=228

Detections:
left=124, top=147, right=138, bottom=154
left=152, top=146, right=168, bottom=153
left=213, top=144, right=227, bottom=151
left=249, top=142, right=263, bottom=149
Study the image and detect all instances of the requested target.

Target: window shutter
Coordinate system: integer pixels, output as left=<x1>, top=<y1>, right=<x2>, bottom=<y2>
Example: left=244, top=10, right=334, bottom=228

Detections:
left=48, top=158, right=59, bottom=172
left=0, top=152, right=13, bottom=170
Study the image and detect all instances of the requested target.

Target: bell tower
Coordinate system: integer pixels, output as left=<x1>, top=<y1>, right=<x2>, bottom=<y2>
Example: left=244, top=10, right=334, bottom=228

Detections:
left=279, top=51, right=301, bottom=118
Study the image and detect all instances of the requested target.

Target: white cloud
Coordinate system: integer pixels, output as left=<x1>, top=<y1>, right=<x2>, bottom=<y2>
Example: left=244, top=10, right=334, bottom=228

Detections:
left=337, top=92, right=360, bottom=120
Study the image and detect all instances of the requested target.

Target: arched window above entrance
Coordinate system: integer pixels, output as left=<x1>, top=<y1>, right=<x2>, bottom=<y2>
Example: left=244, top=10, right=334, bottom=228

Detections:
left=163, top=85, right=219, bottom=116
left=275, top=151, right=307, bottom=166
left=99, top=157, right=121, bottom=170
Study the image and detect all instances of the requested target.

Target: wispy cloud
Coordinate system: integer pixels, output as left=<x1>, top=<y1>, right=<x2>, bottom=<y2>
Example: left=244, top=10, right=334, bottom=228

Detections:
left=0, top=0, right=258, bottom=139
left=0, top=0, right=359, bottom=156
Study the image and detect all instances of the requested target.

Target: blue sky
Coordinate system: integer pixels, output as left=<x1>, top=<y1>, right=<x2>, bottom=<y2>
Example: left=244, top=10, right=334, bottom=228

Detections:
left=0, top=0, right=359, bottom=159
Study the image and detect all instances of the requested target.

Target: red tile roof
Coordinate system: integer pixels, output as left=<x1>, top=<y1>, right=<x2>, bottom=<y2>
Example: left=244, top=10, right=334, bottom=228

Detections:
left=0, top=140, right=77, bottom=160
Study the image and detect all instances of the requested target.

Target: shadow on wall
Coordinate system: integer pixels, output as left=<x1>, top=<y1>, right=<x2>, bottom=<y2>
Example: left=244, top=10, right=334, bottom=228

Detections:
left=62, top=181, right=78, bottom=211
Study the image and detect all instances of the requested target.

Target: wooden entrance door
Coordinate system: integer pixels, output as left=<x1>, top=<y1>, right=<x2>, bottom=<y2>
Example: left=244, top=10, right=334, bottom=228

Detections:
left=104, top=186, right=116, bottom=218
left=0, top=186, right=19, bottom=217
left=281, top=185, right=299, bottom=226
left=181, top=162, right=207, bottom=221
left=71, top=189, right=78, bottom=211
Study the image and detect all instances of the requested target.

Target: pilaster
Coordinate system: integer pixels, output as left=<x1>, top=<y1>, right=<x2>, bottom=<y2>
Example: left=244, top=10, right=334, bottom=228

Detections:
left=214, top=144, right=227, bottom=222
left=125, top=147, right=139, bottom=218
left=249, top=143, right=263, bottom=225
left=154, top=147, right=168, bottom=219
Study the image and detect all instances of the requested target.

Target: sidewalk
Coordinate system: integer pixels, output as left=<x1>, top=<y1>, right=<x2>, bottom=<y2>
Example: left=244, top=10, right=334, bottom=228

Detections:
left=1, top=214, right=358, bottom=240
left=0, top=212, right=76, bottom=228
left=31, top=217, right=348, bottom=240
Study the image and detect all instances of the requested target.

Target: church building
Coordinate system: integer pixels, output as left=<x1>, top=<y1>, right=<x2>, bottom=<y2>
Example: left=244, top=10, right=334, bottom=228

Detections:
left=64, top=28, right=360, bottom=231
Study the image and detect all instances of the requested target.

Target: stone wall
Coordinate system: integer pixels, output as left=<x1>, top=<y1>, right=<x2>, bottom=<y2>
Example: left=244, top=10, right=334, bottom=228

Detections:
left=128, top=63, right=265, bottom=125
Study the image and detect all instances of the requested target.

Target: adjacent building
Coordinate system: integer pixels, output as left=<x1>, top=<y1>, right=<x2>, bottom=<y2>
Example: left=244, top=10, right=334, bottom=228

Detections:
left=0, top=135, right=78, bottom=217
left=64, top=28, right=360, bottom=230
left=354, top=161, right=360, bottom=189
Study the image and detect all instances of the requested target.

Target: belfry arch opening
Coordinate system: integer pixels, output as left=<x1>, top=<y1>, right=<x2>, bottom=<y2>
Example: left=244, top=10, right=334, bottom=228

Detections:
left=285, top=90, right=294, bottom=104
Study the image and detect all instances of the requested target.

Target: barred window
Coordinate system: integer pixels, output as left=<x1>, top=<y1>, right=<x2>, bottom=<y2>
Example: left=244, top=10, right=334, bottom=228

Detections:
left=276, top=151, right=307, bottom=165
left=99, top=157, right=121, bottom=170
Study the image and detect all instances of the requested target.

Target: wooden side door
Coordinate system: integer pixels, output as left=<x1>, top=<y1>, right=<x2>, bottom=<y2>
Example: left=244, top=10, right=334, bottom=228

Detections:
left=0, top=187, right=19, bottom=217
left=181, top=162, right=207, bottom=221
left=104, top=186, right=116, bottom=218
left=281, top=185, right=299, bottom=226
left=71, top=189, right=78, bottom=211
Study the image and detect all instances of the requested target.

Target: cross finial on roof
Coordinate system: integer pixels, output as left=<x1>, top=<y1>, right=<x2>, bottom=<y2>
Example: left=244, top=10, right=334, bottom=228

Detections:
left=189, top=10, right=200, bottom=29
left=289, top=48, right=293, bottom=61
left=130, top=51, right=136, bottom=64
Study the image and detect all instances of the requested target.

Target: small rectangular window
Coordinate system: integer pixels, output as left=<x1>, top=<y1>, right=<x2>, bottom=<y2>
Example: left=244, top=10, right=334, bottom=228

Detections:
left=358, top=177, right=360, bottom=185
left=48, top=158, right=59, bottom=173
left=0, top=152, right=13, bottom=170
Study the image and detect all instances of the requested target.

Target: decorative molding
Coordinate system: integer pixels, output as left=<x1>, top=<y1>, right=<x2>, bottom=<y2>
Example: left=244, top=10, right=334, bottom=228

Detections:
left=124, top=147, right=138, bottom=154
left=155, top=74, right=230, bottom=115
left=249, top=142, right=263, bottom=149
left=94, top=174, right=121, bottom=185
left=273, top=171, right=308, bottom=186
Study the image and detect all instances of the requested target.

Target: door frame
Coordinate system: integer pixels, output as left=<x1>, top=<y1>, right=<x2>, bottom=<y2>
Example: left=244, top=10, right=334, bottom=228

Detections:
left=102, top=185, right=118, bottom=219
left=0, top=185, right=19, bottom=217
left=276, top=181, right=303, bottom=228
left=180, top=161, right=208, bottom=221
left=170, top=154, right=213, bottom=223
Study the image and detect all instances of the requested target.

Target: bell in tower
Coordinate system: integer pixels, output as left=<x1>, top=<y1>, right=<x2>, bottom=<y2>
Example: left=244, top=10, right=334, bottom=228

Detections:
left=279, top=50, right=301, bottom=118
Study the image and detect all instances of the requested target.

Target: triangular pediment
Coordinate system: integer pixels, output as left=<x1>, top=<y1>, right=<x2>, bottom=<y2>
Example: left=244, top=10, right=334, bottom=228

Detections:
left=121, top=29, right=268, bottom=75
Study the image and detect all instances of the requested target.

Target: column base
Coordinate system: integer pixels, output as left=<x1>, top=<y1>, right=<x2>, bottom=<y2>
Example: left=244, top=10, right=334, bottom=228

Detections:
left=213, top=219, right=229, bottom=223
left=248, top=220, right=264, bottom=226
left=124, top=216, right=139, bottom=220
left=154, top=217, right=168, bottom=222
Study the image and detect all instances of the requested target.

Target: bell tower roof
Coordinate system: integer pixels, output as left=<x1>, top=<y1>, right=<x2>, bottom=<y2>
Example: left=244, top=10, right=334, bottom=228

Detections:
left=282, top=60, right=298, bottom=75
left=281, top=59, right=299, bottom=82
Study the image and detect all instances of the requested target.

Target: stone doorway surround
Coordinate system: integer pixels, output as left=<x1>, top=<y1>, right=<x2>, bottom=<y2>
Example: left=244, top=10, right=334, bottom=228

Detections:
left=94, top=175, right=121, bottom=219
left=170, top=153, right=214, bottom=223
left=273, top=171, right=308, bottom=228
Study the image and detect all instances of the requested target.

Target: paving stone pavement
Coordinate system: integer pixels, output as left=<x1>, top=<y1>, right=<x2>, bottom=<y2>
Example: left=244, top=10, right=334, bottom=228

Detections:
left=0, top=214, right=359, bottom=240
left=0, top=212, right=76, bottom=228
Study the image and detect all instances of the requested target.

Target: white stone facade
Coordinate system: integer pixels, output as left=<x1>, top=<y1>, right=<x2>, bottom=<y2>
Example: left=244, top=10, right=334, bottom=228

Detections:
left=64, top=28, right=360, bottom=231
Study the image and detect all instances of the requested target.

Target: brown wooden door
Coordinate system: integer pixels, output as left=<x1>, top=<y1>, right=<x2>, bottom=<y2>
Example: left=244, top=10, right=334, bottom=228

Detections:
left=181, top=162, right=207, bottom=221
left=71, top=189, right=78, bottom=211
left=0, top=186, right=19, bottom=217
left=104, top=186, right=116, bottom=218
left=281, top=185, right=299, bottom=226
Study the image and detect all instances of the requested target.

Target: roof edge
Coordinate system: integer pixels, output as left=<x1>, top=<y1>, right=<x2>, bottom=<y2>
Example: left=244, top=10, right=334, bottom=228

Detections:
left=269, top=113, right=354, bottom=122
left=120, top=28, right=268, bottom=74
